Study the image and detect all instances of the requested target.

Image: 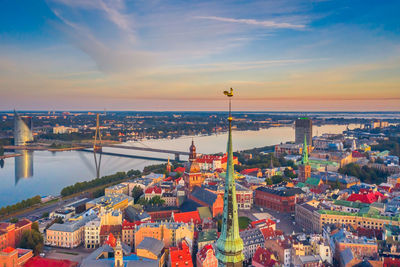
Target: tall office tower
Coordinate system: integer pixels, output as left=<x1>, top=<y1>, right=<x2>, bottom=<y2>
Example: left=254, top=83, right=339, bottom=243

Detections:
left=14, top=110, right=33, bottom=146
left=295, top=117, right=312, bottom=145
left=216, top=88, right=244, bottom=267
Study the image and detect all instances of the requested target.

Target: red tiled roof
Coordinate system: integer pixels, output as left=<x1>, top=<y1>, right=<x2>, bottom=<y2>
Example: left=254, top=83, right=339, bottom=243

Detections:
left=252, top=247, right=277, bottom=267
left=122, top=220, right=142, bottom=230
left=2, top=247, right=15, bottom=253
left=175, top=167, right=186, bottom=173
left=347, top=191, right=386, bottom=204
left=251, top=219, right=276, bottom=229
left=164, top=176, right=174, bottom=181
left=174, top=211, right=201, bottom=224
left=169, top=241, right=193, bottom=267
left=384, top=257, right=400, bottom=266
left=15, top=219, right=32, bottom=228
left=197, top=244, right=215, bottom=263
left=240, top=168, right=260, bottom=175
left=100, top=225, right=122, bottom=237
left=145, top=186, right=162, bottom=194
left=24, top=257, right=78, bottom=267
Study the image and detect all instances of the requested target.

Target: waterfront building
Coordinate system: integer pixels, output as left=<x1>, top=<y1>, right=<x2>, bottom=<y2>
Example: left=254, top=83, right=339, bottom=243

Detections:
left=0, top=219, right=32, bottom=250
left=134, top=221, right=194, bottom=249
left=13, top=111, right=33, bottom=146
left=298, top=136, right=311, bottom=182
left=254, top=187, right=305, bottom=213
left=197, top=244, right=218, bottom=267
left=295, top=118, right=312, bottom=145
left=216, top=89, right=244, bottom=267
left=195, top=154, right=238, bottom=171
left=52, top=126, right=78, bottom=134
left=105, top=184, right=129, bottom=196
left=274, top=143, right=303, bottom=157
left=86, top=194, right=133, bottom=211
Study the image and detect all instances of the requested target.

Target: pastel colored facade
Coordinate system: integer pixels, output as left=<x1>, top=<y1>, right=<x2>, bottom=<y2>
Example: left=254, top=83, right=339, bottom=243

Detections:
left=134, top=222, right=194, bottom=249
left=105, top=184, right=129, bottom=196
left=315, top=210, right=400, bottom=233
left=84, top=219, right=100, bottom=249
left=46, top=213, right=97, bottom=248
left=121, top=220, right=137, bottom=248
left=196, top=244, right=218, bottom=267
left=265, top=238, right=292, bottom=267
left=86, top=194, right=133, bottom=211
left=0, top=247, right=33, bottom=267
left=136, top=237, right=166, bottom=267
left=0, top=219, right=32, bottom=250
left=195, top=154, right=238, bottom=171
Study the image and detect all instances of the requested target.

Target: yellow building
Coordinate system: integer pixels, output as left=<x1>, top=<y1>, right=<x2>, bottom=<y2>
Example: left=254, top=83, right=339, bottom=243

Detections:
left=136, top=237, right=166, bottom=267
left=314, top=209, right=400, bottom=233
left=134, top=222, right=194, bottom=249
left=46, top=213, right=97, bottom=248
left=86, top=194, right=133, bottom=211
left=105, top=184, right=129, bottom=196
left=84, top=219, right=101, bottom=249
left=100, top=209, right=122, bottom=226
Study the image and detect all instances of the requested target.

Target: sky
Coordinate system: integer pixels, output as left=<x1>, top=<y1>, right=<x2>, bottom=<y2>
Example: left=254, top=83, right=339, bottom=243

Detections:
left=0, top=0, right=399, bottom=111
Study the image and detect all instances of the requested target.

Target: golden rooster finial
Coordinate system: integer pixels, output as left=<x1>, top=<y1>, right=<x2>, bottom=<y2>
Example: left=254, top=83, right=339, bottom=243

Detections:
left=223, top=88, right=233, bottom=97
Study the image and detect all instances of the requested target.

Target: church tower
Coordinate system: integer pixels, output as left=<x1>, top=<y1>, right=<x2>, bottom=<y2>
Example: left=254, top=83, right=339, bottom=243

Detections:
left=298, top=135, right=311, bottom=182
left=114, top=238, right=123, bottom=267
left=216, top=88, right=244, bottom=267
left=166, top=156, right=171, bottom=173
left=189, top=139, right=196, bottom=162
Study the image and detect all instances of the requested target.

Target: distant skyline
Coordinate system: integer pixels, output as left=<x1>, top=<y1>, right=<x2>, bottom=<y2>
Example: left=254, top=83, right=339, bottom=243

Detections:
left=1, top=0, right=399, bottom=111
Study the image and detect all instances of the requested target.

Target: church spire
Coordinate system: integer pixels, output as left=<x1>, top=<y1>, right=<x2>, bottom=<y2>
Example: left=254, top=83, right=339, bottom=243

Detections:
left=216, top=88, right=244, bottom=267
left=302, top=134, right=309, bottom=165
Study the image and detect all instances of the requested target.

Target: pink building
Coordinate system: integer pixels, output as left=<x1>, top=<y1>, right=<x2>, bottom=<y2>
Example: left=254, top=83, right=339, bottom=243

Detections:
left=196, top=244, right=217, bottom=267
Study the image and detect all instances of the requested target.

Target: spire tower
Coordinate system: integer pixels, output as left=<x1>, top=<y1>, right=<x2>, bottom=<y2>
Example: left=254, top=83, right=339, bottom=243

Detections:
left=216, top=88, right=244, bottom=267
left=302, top=134, right=309, bottom=165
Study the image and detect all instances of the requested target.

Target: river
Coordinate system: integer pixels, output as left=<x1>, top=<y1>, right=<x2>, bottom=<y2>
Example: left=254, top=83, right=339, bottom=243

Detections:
left=0, top=124, right=359, bottom=207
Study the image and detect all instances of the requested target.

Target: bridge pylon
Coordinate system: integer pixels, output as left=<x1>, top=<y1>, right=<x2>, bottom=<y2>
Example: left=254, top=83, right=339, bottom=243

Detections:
left=93, top=113, right=102, bottom=153
left=174, top=153, right=180, bottom=161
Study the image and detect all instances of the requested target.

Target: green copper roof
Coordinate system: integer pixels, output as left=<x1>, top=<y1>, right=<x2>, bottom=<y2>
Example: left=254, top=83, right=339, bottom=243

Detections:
left=305, top=177, right=320, bottom=186
left=302, top=134, right=309, bottom=165
left=216, top=93, right=244, bottom=265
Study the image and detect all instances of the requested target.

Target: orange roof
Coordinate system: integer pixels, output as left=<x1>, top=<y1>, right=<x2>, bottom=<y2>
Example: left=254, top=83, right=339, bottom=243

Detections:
left=174, top=211, right=201, bottom=224
left=240, top=168, right=260, bottom=175
left=2, top=247, right=15, bottom=253
left=169, top=241, right=193, bottom=267
left=104, top=233, right=116, bottom=248
left=24, top=256, right=78, bottom=267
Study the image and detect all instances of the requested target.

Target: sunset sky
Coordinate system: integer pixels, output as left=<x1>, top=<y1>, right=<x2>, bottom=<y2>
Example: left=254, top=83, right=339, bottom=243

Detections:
left=1, top=0, right=399, bottom=111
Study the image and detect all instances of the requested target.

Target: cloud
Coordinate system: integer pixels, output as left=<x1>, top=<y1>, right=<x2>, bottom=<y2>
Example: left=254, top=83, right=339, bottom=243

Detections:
left=195, top=16, right=305, bottom=29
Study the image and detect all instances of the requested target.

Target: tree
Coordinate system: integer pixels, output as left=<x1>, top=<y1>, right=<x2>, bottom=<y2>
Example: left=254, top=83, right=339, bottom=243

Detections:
left=132, top=186, right=144, bottom=203
left=148, top=196, right=165, bottom=206
left=19, top=228, right=43, bottom=255
left=265, top=178, right=273, bottom=185
left=271, top=175, right=284, bottom=184
left=10, top=218, right=18, bottom=223
left=41, top=212, right=49, bottom=218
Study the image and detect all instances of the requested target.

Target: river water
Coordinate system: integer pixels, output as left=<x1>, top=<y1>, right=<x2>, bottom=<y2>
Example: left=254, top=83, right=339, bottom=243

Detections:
left=0, top=124, right=359, bottom=207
